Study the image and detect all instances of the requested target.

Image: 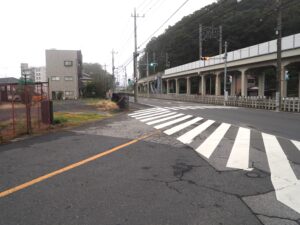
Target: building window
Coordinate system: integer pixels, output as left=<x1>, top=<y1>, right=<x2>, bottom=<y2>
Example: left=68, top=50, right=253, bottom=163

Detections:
left=64, top=61, right=73, bottom=67
left=64, top=76, right=73, bottom=81
left=65, top=91, right=74, bottom=96
left=51, top=76, right=60, bottom=81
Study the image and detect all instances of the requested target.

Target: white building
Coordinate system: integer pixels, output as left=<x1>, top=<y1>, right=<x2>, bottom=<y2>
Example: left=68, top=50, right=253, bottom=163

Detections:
left=20, top=64, right=47, bottom=83
left=33, top=67, right=47, bottom=83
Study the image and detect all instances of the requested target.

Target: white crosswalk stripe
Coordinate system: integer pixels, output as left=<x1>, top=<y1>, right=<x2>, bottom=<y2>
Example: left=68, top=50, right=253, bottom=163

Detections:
left=262, top=133, right=300, bottom=214
left=195, top=123, right=231, bottom=159
left=154, top=115, right=193, bottom=129
left=128, top=107, right=300, bottom=214
left=128, top=108, right=163, bottom=116
left=147, top=113, right=184, bottom=125
left=135, top=111, right=172, bottom=120
left=292, top=140, right=300, bottom=151
left=130, top=109, right=167, bottom=118
left=226, top=127, right=251, bottom=170
left=177, top=120, right=215, bottom=144
left=164, top=117, right=203, bottom=135
left=140, top=112, right=177, bottom=122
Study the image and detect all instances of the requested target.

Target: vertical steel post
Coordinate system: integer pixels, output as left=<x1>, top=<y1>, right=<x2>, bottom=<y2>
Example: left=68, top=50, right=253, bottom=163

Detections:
left=224, top=41, right=228, bottom=105
left=276, top=0, right=282, bottom=111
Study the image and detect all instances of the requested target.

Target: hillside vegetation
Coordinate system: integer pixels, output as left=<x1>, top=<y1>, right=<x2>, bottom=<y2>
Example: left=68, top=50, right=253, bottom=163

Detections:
left=139, top=0, right=300, bottom=77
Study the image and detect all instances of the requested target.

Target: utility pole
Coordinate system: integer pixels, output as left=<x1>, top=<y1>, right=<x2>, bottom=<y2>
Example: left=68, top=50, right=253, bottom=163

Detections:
left=124, top=66, right=127, bottom=89
left=146, top=52, right=149, bottom=77
left=276, top=0, right=282, bottom=112
left=223, top=41, right=228, bottom=106
left=219, top=26, right=223, bottom=55
left=152, top=52, right=156, bottom=73
left=103, top=64, right=107, bottom=92
left=165, top=52, right=170, bottom=68
left=146, top=52, right=150, bottom=97
left=111, top=50, right=117, bottom=91
left=199, top=24, right=202, bottom=59
left=131, top=8, right=144, bottom=103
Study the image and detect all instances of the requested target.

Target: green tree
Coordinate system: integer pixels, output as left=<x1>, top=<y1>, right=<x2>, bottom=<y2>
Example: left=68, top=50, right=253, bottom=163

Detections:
left=138, top=0, right=300, bottom=78
left=82, top=63, right=114, bottom=98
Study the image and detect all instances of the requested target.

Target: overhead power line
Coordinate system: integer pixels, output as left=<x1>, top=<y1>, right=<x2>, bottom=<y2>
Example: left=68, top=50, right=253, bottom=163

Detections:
left=138, top=0, right=190, bottom=49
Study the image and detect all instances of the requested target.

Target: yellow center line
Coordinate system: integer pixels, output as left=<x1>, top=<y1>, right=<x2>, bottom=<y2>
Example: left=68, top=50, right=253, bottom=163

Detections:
left=0, top=131, right=159, bottom=198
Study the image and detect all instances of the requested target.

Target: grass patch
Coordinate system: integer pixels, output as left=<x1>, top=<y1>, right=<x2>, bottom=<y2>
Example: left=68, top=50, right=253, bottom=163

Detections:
left=53, top=112, right=108, bottom=126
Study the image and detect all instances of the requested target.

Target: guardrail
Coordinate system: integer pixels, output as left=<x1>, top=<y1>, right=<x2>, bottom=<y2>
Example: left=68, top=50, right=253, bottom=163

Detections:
left=138, top=94, right=300, bottom=112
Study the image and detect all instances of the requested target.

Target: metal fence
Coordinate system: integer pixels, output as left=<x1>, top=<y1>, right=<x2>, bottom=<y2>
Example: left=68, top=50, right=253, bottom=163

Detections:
left=138, top=94, right=300, bottom=112
left=0, top=82, right=51, bottom=143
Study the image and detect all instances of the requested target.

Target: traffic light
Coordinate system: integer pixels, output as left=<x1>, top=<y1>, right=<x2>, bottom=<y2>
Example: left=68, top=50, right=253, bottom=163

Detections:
left=150, top=62, right=158, bottom=67
left=200, top=56, right=210, bottom=61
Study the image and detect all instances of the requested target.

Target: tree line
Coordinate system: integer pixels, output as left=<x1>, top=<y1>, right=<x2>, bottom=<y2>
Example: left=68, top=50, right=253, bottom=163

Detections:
left=138, top=0, right=300, bottom=78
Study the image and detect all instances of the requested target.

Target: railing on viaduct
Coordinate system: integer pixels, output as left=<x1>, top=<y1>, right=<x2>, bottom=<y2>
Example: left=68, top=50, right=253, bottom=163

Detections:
left=165, top=33, right=300, bottom=76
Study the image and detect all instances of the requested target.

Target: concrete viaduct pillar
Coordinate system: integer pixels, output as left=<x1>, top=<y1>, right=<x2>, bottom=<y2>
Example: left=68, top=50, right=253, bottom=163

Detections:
left=175, top=78, right=179, bottom=95
left=147, top=81, right=150, bottom=96
left=258, top=73, right=265, bottom=97
left=215, top=73, right=221, bottom=96
left=231, top=75, right=236, bottom=96
left=299, top=72, right=300, bottom=98
left=240, top=69, right=248, bottom=97
left=281, top=65, right=288, bottom=98
left=186, top=76, right=191, bottom=95
left=166, top=79, right=169, bottom=94
left=201, top=74, right=206, bottom=96
left=198, top=75, right=202, bottom=95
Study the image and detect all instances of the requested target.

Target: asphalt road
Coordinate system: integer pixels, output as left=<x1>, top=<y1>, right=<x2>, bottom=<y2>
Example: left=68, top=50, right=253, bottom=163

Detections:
left=136, top=97, right=300, bottom=141
left=0, top=101, right=299, bottom=225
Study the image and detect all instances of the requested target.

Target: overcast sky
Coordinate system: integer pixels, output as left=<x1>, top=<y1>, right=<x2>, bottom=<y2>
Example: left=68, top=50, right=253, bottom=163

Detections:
left=0, top=0, right=216, bottom=82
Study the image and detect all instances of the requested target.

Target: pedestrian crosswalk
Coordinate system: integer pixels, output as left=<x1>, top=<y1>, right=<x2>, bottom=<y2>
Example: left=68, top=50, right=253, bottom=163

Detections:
left=128, top=107, right=300, bottom=214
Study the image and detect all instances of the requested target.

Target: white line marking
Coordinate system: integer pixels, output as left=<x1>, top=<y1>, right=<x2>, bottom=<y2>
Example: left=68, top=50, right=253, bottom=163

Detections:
left=177, top=120, right=215, bottom=144
left=130, top=108, right=165, bottom=114
left=131, top=109, right=168, bottom=117
left=196, top=123, right=231, bottom=159
left=291, top=140, right=300, bottom=151
left=163, top=107, right=174, bottom=110
left=164, top=117, right=203, bottom=135
left=128, top=108, right=160, bottom=115
left=140, top=112, right=177, bottom=122
left=147, top=114, right=184, bottom=125
left=170, top=107, right=184, bottom=110
left=129, top=108, right=164, bottom=115
left=177, top=107, right=190, bottom=110
left=262, top=133, right=300, bottom=214
left=226, top=127, right=250, bottom=170
left=135, top=111, right=171, bottom=119
left=154, top=115, right=193, bottom=129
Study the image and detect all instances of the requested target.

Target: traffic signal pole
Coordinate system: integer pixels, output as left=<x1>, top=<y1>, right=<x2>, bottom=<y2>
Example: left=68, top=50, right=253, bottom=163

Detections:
left=276, top=0, right=282, bottom=112
left=223, top=41, right=228, bottom=106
